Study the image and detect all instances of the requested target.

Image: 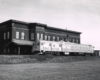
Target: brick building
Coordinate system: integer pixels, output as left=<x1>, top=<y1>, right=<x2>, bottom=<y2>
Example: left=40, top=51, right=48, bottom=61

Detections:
left=0, top=19, right=81, bottom=55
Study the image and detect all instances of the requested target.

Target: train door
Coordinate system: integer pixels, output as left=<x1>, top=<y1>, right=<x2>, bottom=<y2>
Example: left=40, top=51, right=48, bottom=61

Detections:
left=43, top=41, right=51, bottom=52
left=62, top=43, right=67, bottom=52
left=40, top=41, right=44, bottom=51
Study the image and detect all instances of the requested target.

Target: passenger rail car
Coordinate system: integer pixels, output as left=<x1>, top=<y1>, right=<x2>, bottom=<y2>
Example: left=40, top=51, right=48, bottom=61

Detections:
left=32, top=40, right=94, bottom=56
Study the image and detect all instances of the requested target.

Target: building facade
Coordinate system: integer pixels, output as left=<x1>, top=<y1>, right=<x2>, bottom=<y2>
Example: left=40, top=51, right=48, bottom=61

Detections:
left=0, top=19, right=81, bottom=55
left=93, top=50, right=100, bottom=56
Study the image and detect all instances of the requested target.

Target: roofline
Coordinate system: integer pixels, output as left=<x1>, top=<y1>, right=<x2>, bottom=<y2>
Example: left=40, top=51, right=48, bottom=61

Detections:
left=47, top=26, right=82, bottom=34
left=11, top=19, right=29, bottom=25
left=94, top=50, right=100, bottom=51
left=0, top=19, right=82, bottom=34
left=0, top=19, right=29, bottom=26
left=29, top=23, right=47, bottom=27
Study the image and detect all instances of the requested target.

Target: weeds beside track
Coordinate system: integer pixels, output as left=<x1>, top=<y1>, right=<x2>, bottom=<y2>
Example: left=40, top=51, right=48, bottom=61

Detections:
left=0, top=55, right=99, bottom=64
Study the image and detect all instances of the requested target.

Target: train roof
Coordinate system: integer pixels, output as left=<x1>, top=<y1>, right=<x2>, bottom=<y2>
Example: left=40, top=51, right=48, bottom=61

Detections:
left=38, top=40, right=94, bottom=47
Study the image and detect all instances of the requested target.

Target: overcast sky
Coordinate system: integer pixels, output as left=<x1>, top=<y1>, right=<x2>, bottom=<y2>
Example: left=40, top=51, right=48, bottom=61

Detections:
left=0, top=0, right=100, bottom=49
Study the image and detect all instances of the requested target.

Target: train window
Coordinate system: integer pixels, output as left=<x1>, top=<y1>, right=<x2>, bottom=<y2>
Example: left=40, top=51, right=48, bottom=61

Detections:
left=75, top=46, right=76, bottom=49
left=41, top=43, right=43, bottom=45
left=53, top=45, right=55, bottom=47
left=71, top=46, right=74, bottom=49
left=59, top=44, right=62, bottom=47
left=82, top=47, right=84, bottom=50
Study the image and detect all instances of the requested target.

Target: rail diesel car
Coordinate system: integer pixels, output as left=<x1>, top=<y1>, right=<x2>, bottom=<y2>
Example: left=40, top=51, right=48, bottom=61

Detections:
left=32, top=40, right=94, bottom=56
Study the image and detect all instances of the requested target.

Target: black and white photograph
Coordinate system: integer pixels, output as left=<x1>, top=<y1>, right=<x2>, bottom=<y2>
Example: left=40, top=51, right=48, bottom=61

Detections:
left=0, top=0, right=100, bottom=80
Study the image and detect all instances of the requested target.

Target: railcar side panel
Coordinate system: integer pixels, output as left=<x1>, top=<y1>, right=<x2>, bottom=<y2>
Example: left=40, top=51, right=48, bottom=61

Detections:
left=32, top=40, right=94, bottom=55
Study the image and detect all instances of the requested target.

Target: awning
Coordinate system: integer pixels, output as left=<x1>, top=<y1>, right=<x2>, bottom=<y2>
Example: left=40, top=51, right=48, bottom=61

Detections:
left=12, top=39, right=33, bottom=46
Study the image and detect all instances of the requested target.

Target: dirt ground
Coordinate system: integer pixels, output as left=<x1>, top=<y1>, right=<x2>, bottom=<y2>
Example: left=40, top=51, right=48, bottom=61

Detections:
left=0, top=59, right=100, bottom=80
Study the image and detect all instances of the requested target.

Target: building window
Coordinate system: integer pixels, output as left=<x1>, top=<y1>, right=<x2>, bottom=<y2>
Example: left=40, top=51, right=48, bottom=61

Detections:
left=21, top=32, right=25, bottom=39
left=15, top=48, right=17, bottom=53
left=67, top=35, right=69, bottom=40
left=76, top=39, right=78, bottom=43
left=63, top=37, right=65, bottom=41
left=4, top=48, right=6, bottom=53
left=53, top=36, right=55, bottom=41
left=73, top=39, right=75, bottom=43
left=16, top=31, right=19, bottom=39
left=45, top=35, right=47, bottom=40
left=31, top=33, right=34, bottom=40
left=61, top=37, right=64, bottom=41
left=12, top=23, right=14, bottom=27
left=69, top=38, right=71, bottom=42
left=4, top=33, right=6, bottom=40
left=37, top=33, right=39, bottom=40
left=41, top=34, right=43, bottom=40
left=57, top=37, right=59, bottom=41
left=48, top=36, right=50, bottom=41
left=7, top=32, right=10, bottom=39
left=66, top=38, right=68, bottom=42
left=8, top=48, right=9, bottom=53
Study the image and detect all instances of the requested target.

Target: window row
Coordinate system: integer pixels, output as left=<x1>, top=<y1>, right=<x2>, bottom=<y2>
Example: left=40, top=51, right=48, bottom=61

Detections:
left=4, top=32, right=10, bottom=40
left=37, top=33, right=60, bottom=41
left=4, top=48, right=17, bottom=53
left=71, top=46, right=91, bottom=51
left=4, top=48, right=10, bottom=53
left=37, top=33, right=79, bottom=43
left=16, top=31, right=25, bottom=39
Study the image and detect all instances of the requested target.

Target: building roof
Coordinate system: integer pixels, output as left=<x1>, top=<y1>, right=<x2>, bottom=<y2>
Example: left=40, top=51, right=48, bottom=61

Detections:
left=0, top=19, right=81, bottom=34
left=12, top=39, right=33, bottom=46
left=47, top=26, right=81, bottom=34
left=29, top=23, right=47, bottom=27
left=94, top=50, right=100, bottom=51
left=0, top=19, right=29, bottom=26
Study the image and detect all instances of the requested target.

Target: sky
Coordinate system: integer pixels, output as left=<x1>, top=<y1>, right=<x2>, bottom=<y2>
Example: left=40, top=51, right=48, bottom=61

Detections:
left=0, top=0, right=100, bottom=50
